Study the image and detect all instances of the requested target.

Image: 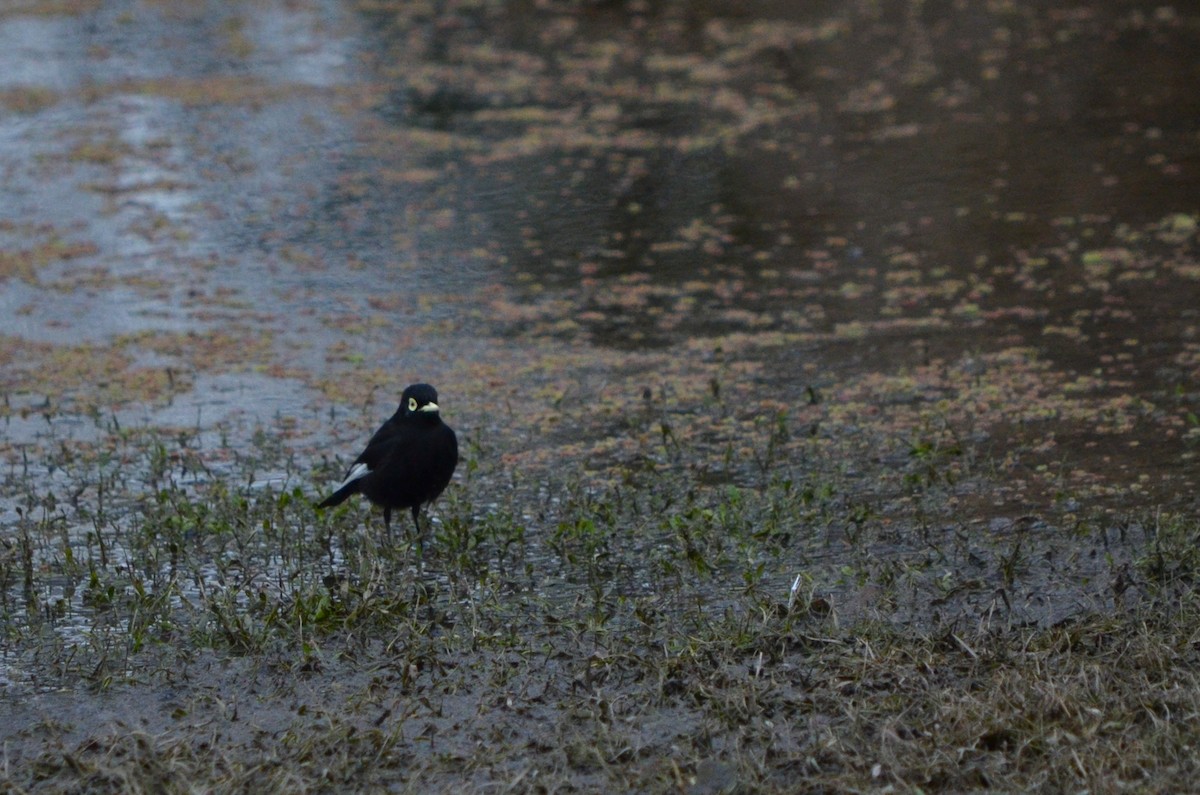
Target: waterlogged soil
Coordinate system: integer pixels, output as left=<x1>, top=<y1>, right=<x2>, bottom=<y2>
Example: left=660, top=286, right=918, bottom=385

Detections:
left=2, top=0, right=1199, bottom=791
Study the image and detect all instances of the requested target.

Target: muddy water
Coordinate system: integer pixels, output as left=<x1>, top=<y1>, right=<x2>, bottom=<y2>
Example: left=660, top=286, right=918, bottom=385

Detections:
left=0, top=1, right=1198, bottom=621
left=343, top=1, right=1200, bottom=504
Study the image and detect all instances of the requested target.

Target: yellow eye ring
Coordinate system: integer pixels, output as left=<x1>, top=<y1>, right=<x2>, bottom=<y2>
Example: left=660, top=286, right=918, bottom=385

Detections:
left=408, top=397, right=418, bottom=411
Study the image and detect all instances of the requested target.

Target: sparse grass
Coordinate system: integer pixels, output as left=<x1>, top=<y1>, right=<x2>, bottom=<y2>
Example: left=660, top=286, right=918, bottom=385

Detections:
left=3, top=417, right=1199, bottom=793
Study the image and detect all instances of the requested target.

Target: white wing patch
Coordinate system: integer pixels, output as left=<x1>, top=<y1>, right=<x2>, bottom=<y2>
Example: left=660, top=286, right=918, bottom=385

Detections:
left=339, top=462, right=371, bottom=488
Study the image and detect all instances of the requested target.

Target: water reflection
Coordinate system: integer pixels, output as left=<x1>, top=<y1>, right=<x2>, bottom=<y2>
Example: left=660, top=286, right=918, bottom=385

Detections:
left=350, top=1, right=1197, bottom=379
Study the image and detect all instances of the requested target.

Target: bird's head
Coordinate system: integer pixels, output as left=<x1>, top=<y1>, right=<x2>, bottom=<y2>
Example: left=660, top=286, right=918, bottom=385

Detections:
left=400, top=383, right=442, bottom=419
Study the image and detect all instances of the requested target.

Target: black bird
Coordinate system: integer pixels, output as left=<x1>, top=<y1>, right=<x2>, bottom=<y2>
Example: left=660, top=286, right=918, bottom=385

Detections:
left=317, top=383, right=458, bottom=551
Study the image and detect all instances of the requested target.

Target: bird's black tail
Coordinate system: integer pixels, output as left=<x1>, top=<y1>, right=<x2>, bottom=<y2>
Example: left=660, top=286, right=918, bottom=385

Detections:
left=316, top=480, right=360, bottom=509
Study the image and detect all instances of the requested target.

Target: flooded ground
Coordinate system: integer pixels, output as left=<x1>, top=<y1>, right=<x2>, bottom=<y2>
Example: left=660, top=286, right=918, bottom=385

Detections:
left=2, top=0, right=1199, bottom=791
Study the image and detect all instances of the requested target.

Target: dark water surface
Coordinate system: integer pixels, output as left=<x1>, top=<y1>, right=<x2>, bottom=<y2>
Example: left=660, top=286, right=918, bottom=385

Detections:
left=0, top=0, right=1196, bottom=577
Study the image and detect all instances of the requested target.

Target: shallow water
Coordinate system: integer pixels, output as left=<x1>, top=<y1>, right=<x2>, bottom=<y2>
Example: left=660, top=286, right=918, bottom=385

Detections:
left=0, top=0, right=1198, bottom=694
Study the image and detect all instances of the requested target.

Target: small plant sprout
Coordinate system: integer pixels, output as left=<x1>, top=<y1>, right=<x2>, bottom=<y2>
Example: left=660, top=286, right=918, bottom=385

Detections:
left=787, top=573, right=803, bottom=612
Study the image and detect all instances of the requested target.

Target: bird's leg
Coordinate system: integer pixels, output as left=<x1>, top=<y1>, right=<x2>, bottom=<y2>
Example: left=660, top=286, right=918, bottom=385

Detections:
left=411, top=505, right=424, bottom=569
left=383, top=507, right=393, bottom=542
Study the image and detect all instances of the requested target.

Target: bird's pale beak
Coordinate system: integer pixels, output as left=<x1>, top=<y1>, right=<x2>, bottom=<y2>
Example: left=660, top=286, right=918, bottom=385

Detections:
left=419, top=402, right=440, bottom=412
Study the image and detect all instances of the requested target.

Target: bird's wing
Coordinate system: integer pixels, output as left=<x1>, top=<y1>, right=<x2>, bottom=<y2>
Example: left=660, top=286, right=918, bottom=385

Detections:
left=334, top=461, right=371, bottom=490
left=348, top=419, right=417, bottom=475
